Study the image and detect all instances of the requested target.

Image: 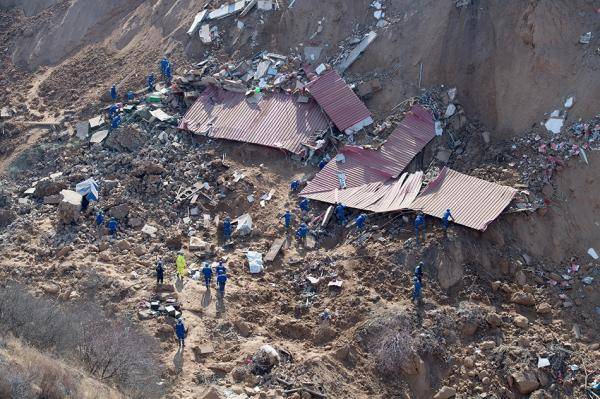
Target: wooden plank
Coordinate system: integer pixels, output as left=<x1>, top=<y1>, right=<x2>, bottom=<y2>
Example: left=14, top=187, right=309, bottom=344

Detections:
left=264, top=238, right=285, bottom=262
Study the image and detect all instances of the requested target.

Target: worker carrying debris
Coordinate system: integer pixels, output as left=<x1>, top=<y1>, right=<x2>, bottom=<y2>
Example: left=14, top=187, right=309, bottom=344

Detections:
left=442, top=209, right=455, bottom=234
left=283, top=210, right=292, bottom=229
left=217, top=273, right=228, bottom=296
left=108, top=104, right=119, bottom=118
left=160, top=57, right=170, bottom=79
left=299, top=198, right=310, bottom=215
left=110, top=114, right=122, bottom=130
left=156, top=258, right=165, bottom=285
left=412, top=276, right=422, bottom=303
left=415, top=262, right=424, bottom=283
left=223, top=217, right=232, bottom=241
left=356, top=213, right=367, bottom=230
left=110, top=84, right=117, bottom=101
left=414, top=212, right=425, bottom=245
left=335, top=203, right=346, bottom=225
left=176, top=251, right=187, bottom=279
left=201, top=262, right=212, bottom=289
left=175, top=318, right=186, bottom=347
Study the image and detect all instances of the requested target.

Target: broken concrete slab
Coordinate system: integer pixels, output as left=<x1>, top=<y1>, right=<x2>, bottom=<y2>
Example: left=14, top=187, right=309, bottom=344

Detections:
left=0, top=107, right=12, bottom=119
left=76, top=121, right=89, bottom=139
left=199, top=24, right=212, bottom=44
left=257, top=0, right=277, bottom=10
left=264, top=238, right=285, bottom=262
left=336, top=31, right=377, bottom=73
left=187, top=10, right=208, bottom=36
left=189, top=236, right=209, bottom=251
left=208, top=0, right=246, bottom=20
left=88, top=116, right=105, bottom=130
left=90, top=129, right=109, bottom=144
left=141, top=224, right=158, bottom=237
left=149, top=109, right=173, bottom=122
left=240, top=0, right=257, bottom=17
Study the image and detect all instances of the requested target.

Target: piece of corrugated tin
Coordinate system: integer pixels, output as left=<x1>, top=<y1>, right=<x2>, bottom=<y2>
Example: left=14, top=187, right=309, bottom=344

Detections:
left=303, top=171, right=423, bottom=213
left=410, top=167, right=517, bottom=231
left=179, top=86, right=330, bottom=155
left=305, top=69, right=372, bottom=133
left=301, top=105, right=435, bottom=195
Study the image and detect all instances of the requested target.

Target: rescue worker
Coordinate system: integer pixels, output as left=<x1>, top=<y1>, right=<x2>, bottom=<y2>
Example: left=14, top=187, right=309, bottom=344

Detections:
left=175, top=318, right=186, bottom=347
left=223, top=217, right=232, bottom=241
left=290, top=180, right=299, bottom=191
left=299, top=198, right=309, bottom=215
left=412, top=276, right=422, bottom=303
left=107, top=217, right=118, bottom=239
left=111, top=114, right=122, bottom=130
left=216, top=261, right=226, bottom=276
left=95, top=210, right=104, bottom=238
left=335, top=203, right=346, bottom=225
left=415, top=262, right=424, bottom=284
left=110, top=84, right=117, bottom=101
left=147, top=74, right=155, bottom=92
left=108, top=103, right=119, bottom=118
left=296, top=223, right=308, bottom=243
left=318, top=158, right=327, bottom=170
left=176, top=251, right=187, bottom=279
left=164, top=64, right=172, bottom=85
left=201, top=262, right=212, bottom=289
left=414, top=213, right=425, bottom=245
left=356, top=213, right=367, bottom=230
left=160, top=57, right=170, bottom=77
left=442, top=208, right=455, bottom=233
left=126, top=91, right=135, bottom=102
left=216, top=273, right=228, bottom=296
left=283, top=210, right=292, bottom=229
left=156, top=258, right=165, bottom=285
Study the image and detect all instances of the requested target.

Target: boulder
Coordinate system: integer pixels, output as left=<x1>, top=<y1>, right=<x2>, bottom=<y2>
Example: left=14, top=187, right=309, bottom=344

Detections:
left=233, top=319, right=252, bottom=337
left=485, top=312, right=503, bottom=327
left=199, top=386, right=222, bottom=399
left=57, top=190, right=82, bottom=224
left=536, top=302, right=552, bottom=315
left=511, top=370, right=539, bottom=394
left=433, top=386, right=456, bottom=399
left=34, top=180, right=66, bottom=198
left=511, top=291, right=535, bottom=306
left=515, top=270, right=527, bottom=285
left=40, top=283, right=60, bottom=295
left=0, top=209, right=16, bottom=228
left=513, top=315, right=529, bottom=329
left=109, top=203, right=129, bottom=219
left=437, top=256, right=463, bottom=289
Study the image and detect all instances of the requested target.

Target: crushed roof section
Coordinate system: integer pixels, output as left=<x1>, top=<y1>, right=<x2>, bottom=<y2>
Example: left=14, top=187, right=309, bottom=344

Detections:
left=305, top=70, right=373, bottom=133
left=179, top=86, right=330, bottom=155
left=303, top=171, right=423, bottom=213
left=301, top=105, right=436, bottom=195
left=410, top=167, right=518, bottom=231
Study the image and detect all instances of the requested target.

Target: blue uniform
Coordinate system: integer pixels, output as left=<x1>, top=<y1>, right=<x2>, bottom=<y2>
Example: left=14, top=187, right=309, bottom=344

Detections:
left=284, top=211, right=292, bottom=228
left=216, top=262, right=226, bottom=275
left=442, top=209, right=454, bottom=230
left=318, top=159, right=327, bottom=170
left=160, top=58, right=170, bottom=75
left=356, top=213, right=367, bottom=230
left=290, top=180, right=299, bottom=191
left=95, top=212, right=104, bottom=226
left=299, top=198, right=309, bottom=212
left=108, top=104, right=118, bottom=118
left=127, top=91, right=134, bottom=101
left=202, top=264, right=212, bottom=287
left=164, top=64, right=172, bottom=83
left=217, top=273, right=227, bottom=293
left=223, top=218, right=232, bottom=240
left=412, top=277, right=422, bottom=301
left=107, top=218, right=118, bottom=236
left=414, top=214, right=425, bottom=244
left=111, top=115, right=122, bottom=130
left=415, top=263, right=423, bottom=283
left=110, top=85, right=117, bottom=100
left=175, top=320, right=185, bottom=345
left=335, top=204, right=346, bottom=224
left=147, top=74, right=155, bottom=92
left=296, top=223, right=308, bottom=240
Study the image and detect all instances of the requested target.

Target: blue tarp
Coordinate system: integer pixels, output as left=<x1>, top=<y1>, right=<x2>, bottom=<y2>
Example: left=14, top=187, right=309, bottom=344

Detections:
left=75, top=178, right=99, bottom=201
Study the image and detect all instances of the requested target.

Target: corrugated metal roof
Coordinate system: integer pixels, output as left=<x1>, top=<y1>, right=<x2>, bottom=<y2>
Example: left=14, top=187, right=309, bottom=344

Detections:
left=179, top=86, right=330, bottom=155
left=301, top=105, right=435, bottom=195
left=410, top=167, right=518, bottom=231
left=302, top=172, right=423, bottom=212
left=305, top=70, right=372, bottom=133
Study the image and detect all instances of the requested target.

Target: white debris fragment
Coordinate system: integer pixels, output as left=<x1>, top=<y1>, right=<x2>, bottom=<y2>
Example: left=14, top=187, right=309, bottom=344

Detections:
left=579, top=32, right=592, bottom=44
left=448, top=87, right=457, bottom=101
left=435, top=120, right=443, bottom=136
left=444, top=104, right=456, bottom=118
left=537, top=358, right=551, bottom=368
left=199, top=24, right=212, bottom=44
left=315, top=64, right=327, bottom=75
left=544, top=111, right=564, bottom=134
left=587, top=247, right=599, bottom=259
left=187, top=10, right=208, bottom=36
left=564, top=96, right=574, bottom=108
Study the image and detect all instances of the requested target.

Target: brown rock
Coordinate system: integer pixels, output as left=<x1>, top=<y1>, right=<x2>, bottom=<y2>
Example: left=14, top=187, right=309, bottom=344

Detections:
left=513, top=315, right=529, bottom=329
left=486, top=312, right=503, bottom=327
left=34, top=180, right=66, bottom=198
left=234, top=319, right=252, bottom=337
left=515, top=270, right=527, bottom=285
left=512, top=370, right=539, bottom=394
left=40, top=283, right=60, bottom=295
left=536, top=302, right=552, bottom=315
left=511, top=291, right=535, bottom=306
left=199, top=386, right=223, bottom=399
left=109, top=203, right=129, bottom=219
left=480, top=341, right=496, bottom=350
left=433, top=386, right=456, bottom=399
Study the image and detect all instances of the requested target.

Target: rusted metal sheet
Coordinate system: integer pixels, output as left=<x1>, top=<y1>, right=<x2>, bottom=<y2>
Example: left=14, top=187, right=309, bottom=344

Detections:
left=179, top=86, right=329, bottom=155
left=305, top=69, right=372, bottom=133
left=301, top=105, right=435, bottom=196
left=303, top=171, right=423, bottom=213
left=410, top=167, right=518, bottom=231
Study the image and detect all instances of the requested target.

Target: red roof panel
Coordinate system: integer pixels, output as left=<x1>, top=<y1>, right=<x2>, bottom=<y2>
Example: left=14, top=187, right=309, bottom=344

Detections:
left=179, top=86, right=330, bottom=155
left=305, top=70, right=372, bottom=132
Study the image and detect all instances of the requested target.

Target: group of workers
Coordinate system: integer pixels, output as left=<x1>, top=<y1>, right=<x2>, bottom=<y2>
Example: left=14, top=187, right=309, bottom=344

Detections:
left=414, top=208, right=454, bottom=245
left=94, top=210, right=119, bottom=239
left=156, top=252, right=229, bottom=296
left=107, top=56, right=174, bottom=131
